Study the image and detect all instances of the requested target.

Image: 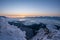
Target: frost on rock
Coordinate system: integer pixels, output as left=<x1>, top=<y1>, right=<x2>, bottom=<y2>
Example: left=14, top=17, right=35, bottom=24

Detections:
left=0, top=16, right=26, bottom=40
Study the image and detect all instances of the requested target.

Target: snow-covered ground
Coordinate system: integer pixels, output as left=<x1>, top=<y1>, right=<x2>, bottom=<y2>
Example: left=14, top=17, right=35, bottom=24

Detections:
left=0, top=16, right=26, bottom=40
left=0, top=16, right=60, bottom=40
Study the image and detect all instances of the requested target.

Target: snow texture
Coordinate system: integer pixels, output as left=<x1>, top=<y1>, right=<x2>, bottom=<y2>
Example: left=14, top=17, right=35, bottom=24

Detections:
left=0, top=16, right=60, bottom=40
left=0, top=16, right=26, bottom=40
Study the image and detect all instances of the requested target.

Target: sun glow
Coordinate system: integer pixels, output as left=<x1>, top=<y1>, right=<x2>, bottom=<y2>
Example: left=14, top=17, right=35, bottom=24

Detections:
left=6, top=16, right=26, bottom=18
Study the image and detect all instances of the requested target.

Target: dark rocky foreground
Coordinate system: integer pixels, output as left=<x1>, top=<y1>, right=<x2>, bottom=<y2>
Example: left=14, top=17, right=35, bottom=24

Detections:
left=8, top=21, right=60, bottom=40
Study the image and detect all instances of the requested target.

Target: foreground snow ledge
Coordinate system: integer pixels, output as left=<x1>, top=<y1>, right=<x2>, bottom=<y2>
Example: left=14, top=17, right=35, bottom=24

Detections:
left=0, top=17, right=26, bottom=40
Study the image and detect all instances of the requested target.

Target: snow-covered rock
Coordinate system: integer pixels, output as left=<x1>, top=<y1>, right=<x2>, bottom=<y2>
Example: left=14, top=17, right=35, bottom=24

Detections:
left=0, top=16, right=60, bottom=40
left=31, top=28, right=45, bottom=40
left=31, top=24, right=60, bottom=40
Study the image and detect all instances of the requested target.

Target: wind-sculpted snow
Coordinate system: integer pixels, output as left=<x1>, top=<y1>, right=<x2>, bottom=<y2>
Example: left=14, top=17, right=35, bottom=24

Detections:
left=0, top=16, right=26, bottom=40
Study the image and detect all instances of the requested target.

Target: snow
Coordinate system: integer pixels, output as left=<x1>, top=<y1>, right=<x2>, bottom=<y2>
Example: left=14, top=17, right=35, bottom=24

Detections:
left=31, top=28, right=46, bottom=40
left=0, top=16, right=60, bottom=40
left=46, top=24, right=57, bottom=32
left=31, top=24, right=60, bottom=40
left=0, top=16, right=26, bottom=40
left=19, top=18, right=60, bottom=26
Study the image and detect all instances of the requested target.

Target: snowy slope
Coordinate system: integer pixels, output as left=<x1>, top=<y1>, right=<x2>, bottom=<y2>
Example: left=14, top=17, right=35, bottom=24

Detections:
left=0, top=16, right=26, bottom=40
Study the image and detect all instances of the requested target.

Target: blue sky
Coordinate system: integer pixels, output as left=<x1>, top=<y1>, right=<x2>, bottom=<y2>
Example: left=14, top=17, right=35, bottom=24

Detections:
left=0, top=0, right=60, bottom=17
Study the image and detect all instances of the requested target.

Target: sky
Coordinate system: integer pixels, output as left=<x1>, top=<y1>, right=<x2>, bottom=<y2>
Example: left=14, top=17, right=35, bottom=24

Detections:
left=0, top=0, right=60, bottom=17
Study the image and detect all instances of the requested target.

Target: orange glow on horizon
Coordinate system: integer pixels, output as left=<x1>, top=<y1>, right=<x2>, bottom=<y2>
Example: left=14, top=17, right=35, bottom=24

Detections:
left=6, top=16, right=26, bottom=18
left=0, top=12, right=60, bottom=18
